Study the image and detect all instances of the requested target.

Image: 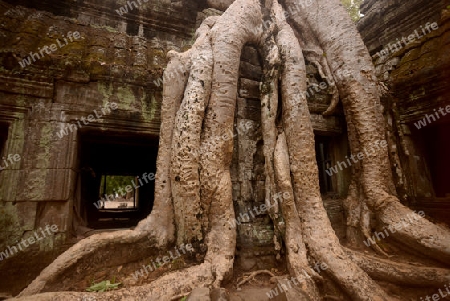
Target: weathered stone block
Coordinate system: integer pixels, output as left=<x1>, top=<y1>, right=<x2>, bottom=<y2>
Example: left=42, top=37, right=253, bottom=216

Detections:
left=0, top=202, right=22, bottom=248
left=358, top=0, right=447, bottom=55
left=256, top=254, right=277, bottom=270
left=254, top=181, right=265, bottom=203
left=240, top=179, right=254, bottom=202
left=237, top=98, right=261, bottom=121
left=35, top=201, right=71, bottom=233
left=16, top=169, right=75, bottom=201
left=310, top=114, right=343, bottom=135
left=187, top=287, right=211, bottom=301
left=22, top=122, right=77, bottom=170
left=241, top=46, right=260, bottom=66
left=15, top=201, right=37, bottom=231
left=232, top=182, right=240, bottom=201
left=0, top=75, right=53, bottom=99
left=239, top=79, right=260, bottom=99
left=55, top=82, right=103, bottom=106
left=252, top=224, right=274, bottom=246
left=239, top=255, right=257, bottom=271
left=238, top=224, right=255, bottom=244
left=239, top=61, right=263, bottom=81
left=0, top=170, right=21, bottom=202
left=210, top=288, right=230, bottom=301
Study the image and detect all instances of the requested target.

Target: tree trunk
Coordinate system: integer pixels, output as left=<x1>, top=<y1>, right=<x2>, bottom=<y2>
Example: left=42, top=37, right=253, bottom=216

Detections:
left=286, top=0, right=450, bottom=264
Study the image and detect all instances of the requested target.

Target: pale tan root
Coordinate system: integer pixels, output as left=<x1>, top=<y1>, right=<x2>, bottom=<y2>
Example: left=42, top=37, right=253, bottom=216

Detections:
left=266, top=4, right=321, bottom=300
left=13, top=264, right=214, bottom=301
left=198, top=0, right=263, bottom=287
left=259, top=13, right=284, bottom=257
left=376, top=201, right=450, bottom=265
left=171, top=21, right=213, bottom=244
left=288, top=0, right=450, bottom=265
left=236, top=270, right=277, bottom=289
left=275, top=2, right=390, bottom=299
left=360, top=200, right=392, bottom=257
left=17, top=1, right=450, bottom=301
left=346, top=248, right=450, bottom=287
left=274, top=132, right=322, bottom=300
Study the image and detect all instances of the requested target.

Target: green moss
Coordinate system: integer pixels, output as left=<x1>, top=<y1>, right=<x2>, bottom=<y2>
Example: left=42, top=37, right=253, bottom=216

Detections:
left=16, top=122, right=51, bottom=200
left=97, top=82, right=113, bottom=104
left=89, top=62, right=109, bottom=76
left=144, top=93, right=158, bottom=122
left=170, top=257, right=186, bottom=269
left=148, top=48, right=167, bottom=69
left=99, top=83, right=138, bottom=115
left=116, top=86, right=137, bottom=109
left=409, top=86, right=426, bottom=101
left=86, top=279, right=121, bottom=292
left=260, top=82, right=273, bottom=95
left=98, top=82, right=160, bottom=123
left=0, top=203, right=22, bottom=248
left=90, top=24, right=118, bottom=33
left=39, top=122, right=52, bottom=164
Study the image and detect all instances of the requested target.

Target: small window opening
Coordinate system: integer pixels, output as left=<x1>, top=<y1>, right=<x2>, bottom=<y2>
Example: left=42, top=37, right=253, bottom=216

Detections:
left=98, top=175, right=139, bottom=210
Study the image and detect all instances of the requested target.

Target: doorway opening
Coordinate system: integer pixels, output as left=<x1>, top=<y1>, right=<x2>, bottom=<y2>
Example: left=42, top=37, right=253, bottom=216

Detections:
left=418, top=123, right=450, bottom=198
left=78, top=130, right=159, bottom=229
left=315, top=135, right=333, bottom=194
left=0, top=123, right=8, bottom=158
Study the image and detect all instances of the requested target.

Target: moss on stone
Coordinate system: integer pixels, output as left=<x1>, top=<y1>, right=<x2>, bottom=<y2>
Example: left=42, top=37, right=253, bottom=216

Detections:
left=116, top=85, right=137, bottom=109
left=0, top=203, right=22, bottom=248
left=90, top=24, right=118, bottom=33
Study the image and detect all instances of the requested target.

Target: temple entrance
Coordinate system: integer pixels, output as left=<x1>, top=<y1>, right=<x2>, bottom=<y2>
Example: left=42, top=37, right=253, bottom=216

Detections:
left=421, top=123, right=450, bottom=198
left=0, top=123, right=8, bottom=158
left=77, top=130, right=159, bottom=229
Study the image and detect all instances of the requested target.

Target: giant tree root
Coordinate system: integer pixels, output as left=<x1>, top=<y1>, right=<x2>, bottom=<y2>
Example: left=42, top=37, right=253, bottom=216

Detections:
left=13, top=264, right=214, bottom=301
left=376, top=200, right=450, bottom=265
left=236, top=270, right=277, bottom=289
left=346, top=248, right=450, bottom=288
left=18, top=214, right=171, bottom=297
left=274, top=3, right=389, bottom=299
left=285, top=0, right=450, bottom=265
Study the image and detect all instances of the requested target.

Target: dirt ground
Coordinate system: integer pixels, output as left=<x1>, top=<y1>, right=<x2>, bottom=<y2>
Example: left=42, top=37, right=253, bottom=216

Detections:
left=6, top=229, right=450, bottom=301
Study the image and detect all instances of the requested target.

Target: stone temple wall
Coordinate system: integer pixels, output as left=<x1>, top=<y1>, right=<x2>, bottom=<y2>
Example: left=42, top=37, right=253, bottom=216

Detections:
left=358, top=0, right=448, bottom=55
left=0, top=0, right=205, bottom=293
left=232, top=45, right=274, bottom=271
left=361, top=2, right=450, bottom=223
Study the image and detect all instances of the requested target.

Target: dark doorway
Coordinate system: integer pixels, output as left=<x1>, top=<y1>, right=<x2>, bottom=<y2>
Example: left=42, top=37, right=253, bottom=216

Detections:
left=421, top=123, right=450, bottom=198
left=78, top=130, right=159, bottom=229
left=0, top=123, right=8, bottom=158
left=315, top=136, right=333, bottom=193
